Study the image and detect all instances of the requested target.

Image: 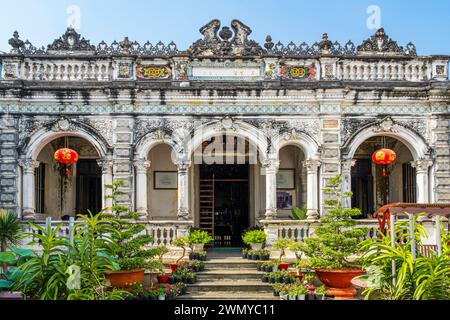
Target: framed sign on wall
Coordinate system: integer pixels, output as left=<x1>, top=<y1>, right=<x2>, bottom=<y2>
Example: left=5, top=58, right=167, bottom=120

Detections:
left=153, top=171, right=178, bottom=190
left=276, top=169, right=295, bottom=190
left=277, top=190, right=294, bottom=209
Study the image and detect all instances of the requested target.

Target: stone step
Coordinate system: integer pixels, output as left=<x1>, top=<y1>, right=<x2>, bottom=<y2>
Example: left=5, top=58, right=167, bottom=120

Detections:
left=187, top=280, right=273, bottom=293
left=204, top=259, right=259, bottom=269
left=178, top=291, right=278, bottom=300
left=197, top=269, right=263, bottom=281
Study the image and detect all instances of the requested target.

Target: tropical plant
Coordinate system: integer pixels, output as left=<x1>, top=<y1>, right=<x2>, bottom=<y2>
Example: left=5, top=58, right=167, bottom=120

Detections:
left=360, top=217, right=450, bottom=300
left=12, top=212, right=129, bottom=300
left=300, top=175, right=367, bottom=270
left=242, top=229, right=266, bottom=245
left=188, top=230, right=213, bottom=244
left=0, top=209, right=22, bottom=272
left=291, top=206, right=307, bottom=220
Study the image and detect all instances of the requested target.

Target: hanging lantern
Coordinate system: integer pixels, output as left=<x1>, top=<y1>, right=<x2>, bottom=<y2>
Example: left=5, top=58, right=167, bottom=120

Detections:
left=54, top=148, right=78, bottom=176
left=54, top=148, right=79, bottom=165
left=371, top=148, right=396, bottom=165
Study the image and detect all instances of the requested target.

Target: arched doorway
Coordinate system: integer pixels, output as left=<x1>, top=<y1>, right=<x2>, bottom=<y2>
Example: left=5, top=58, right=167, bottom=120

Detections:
left=31, top=136, right=102, bottom=219
left=351, top=136, right=416, bottom=216
left=192, top=134, right=260, bottom=247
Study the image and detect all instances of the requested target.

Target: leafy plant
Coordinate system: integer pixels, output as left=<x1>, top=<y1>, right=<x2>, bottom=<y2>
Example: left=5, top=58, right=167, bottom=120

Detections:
left=242, top=230, right=266, bottom=245
left=291, top=206, right=307, bottom=220
left=360, top=217, right=450, bottom=300
left=0, top=209, right=22, bottom=273
left=104, top=181, right=158, bottom=271
left=300, top=175, right=367, bottom=270
left=188, top=230, right=213, bottom=245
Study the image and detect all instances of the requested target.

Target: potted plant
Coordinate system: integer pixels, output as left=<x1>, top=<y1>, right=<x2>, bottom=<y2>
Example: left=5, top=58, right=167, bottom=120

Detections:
left=315, top=285, right=327, bottom=300
left=262, top=273, right=269, bottom=283
left=279, top=286, right=290, bottom=300
left=299, top=175, right=367, bottom=299
left=296, top=285, right=309, bottom=300
left=188, top=229, right=213, bottom=252
left=260, top=250, right=270, bottom=261
left=273, top=238, right=295, bottom=270
left=242, top=229, right=266, bottom=250
left=171, top=237, right=189, bottom=272
left=242, top=248, right=249, bottom=259
left=103, top=181, right=160, bottom=288
left=156, top=287, right=166, bottom=300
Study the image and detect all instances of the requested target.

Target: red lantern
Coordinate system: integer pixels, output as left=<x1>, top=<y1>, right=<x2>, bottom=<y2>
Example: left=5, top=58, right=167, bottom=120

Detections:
left=54, top=148, right=79, bottom=165
left=371, top=148, right=396, bottom=165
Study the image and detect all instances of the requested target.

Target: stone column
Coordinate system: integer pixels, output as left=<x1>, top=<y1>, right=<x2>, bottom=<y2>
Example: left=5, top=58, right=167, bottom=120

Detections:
left=303, top=159, right=321, bottom=219
left=97, top=158, right=114, bottom=213
left=19, top=159, right=40, bottom=220
left=263, top=159, right=279, bottom=220
left=411, top=159, right=433, bottom=203
left=133, top=159, right=151, bottom=220
left=176, top=160, right=191, bottom=220
left=341, top=159, right=356, bottom=208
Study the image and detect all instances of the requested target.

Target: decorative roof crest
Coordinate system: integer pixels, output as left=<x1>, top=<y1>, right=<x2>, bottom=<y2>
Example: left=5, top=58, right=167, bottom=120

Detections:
left=188, top=19, right=264, bottom=57
left=357, top=28, right=416, bottom=56
left=47, top=26, right=95, bottom=52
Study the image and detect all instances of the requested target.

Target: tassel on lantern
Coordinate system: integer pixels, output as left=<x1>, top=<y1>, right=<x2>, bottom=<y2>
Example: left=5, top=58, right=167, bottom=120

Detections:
left=382, top=167, right=387, bottom=176
left=66, top=168, right=70, bottom=176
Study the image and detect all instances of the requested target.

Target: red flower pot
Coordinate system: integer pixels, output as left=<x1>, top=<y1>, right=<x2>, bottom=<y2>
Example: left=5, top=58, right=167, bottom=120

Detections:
left=315, top=269, right=363, bottom=299
left=170, top=263, right=178, bottom=273
left=278, top=263, right=289, bottom=271
left=157, top=274, right=170, bottom=284
left=294, top=274, right=303, bottom=281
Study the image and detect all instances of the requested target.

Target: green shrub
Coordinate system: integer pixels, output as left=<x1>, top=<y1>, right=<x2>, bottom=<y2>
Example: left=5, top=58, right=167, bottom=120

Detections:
left=242, top=230, right=266, bottom=245
left=188, top=230, right=213, bottom=244
left=291, top=206, right=307, bottom=220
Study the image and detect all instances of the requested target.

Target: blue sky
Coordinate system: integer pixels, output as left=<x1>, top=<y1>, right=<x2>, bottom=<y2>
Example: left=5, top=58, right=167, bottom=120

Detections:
left=0, top=0, right=449, bottom=55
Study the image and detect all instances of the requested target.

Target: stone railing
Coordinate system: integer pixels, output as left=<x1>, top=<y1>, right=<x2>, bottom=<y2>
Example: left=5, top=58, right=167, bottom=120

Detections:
left=1, top=56, right=447, bottom=83
left=22, top=59, right=114, bottom=81
left=261, top=217, right=446, bottom=248
left=20, top=217, right=193, bottom=251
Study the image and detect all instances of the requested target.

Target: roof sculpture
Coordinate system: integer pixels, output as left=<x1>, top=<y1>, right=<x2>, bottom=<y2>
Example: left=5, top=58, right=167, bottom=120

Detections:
left=5, top=19, right=417, bottom=57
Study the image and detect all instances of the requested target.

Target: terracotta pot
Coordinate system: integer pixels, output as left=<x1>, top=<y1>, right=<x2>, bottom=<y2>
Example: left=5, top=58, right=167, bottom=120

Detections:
left=278, top=263, right=289, bottom=270
left=315, top=269, right=362, bottom=299
left=170, top=263, right=178, bottom=273
left=106, top=268, right=145, bottom=288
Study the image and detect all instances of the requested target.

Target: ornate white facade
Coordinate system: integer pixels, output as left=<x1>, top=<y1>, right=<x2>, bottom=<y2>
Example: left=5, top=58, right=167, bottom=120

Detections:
left=0, top=20, right=449, bottom=236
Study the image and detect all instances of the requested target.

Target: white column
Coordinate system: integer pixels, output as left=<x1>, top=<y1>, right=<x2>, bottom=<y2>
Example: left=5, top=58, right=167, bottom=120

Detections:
left=97, top=158, right=114, bottom=213
left=19, top=159, right=40, bottom=220
left=263, top=159, right=279, bottom=220
left=176, top=160, right=191, bottom=220
left=133, top=159, right=151, bottom=220
left=303, top=159, right=321, bottom=219
left=411, top=159, right=433, bottom=203
left=341, top=159, right=356, bottom=208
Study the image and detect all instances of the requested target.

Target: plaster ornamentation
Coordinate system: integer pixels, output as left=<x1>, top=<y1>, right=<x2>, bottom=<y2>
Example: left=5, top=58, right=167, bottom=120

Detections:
left=411, top=159, right=433, bottom=173
left=303, top=159, right=322, bottom=173
left=18, top=159, right=40, bottom=173
left=97, top=159, right=114, bottom=175
left=133, top=159, right=151, bottom=174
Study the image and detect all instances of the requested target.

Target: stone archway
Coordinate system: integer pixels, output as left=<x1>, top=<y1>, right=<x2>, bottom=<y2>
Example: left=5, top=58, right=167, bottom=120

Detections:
left=19, top=120, right=110, bottom=219
left=342, top=118, right=433, bottom=211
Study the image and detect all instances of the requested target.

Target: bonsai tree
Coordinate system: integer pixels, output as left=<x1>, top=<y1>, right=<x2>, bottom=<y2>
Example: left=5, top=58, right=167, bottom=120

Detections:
left=171, top=237, right=189, bottom=266
left=188, top=229, right=213, bottom=251
left=242, top=229, right=266, bottom=250
left=300, top=175, right=367, bottom=270
left=272, top=238, right=296, bottom=269
left=104, top=181, right=159, bottom=271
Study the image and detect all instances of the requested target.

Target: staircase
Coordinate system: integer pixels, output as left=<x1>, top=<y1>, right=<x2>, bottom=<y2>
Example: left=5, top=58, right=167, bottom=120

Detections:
left=178, top=249, right=276, bottom=300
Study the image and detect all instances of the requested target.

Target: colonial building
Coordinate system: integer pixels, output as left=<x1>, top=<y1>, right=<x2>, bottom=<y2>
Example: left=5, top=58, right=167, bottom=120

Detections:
left=0, top=20, right=449, bottom=246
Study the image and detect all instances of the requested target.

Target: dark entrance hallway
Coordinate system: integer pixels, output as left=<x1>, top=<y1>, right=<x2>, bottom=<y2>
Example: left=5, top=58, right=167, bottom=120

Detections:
left=199, top=164, right=249, bottom=247
left=76, top=159, right=102, bottom=216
